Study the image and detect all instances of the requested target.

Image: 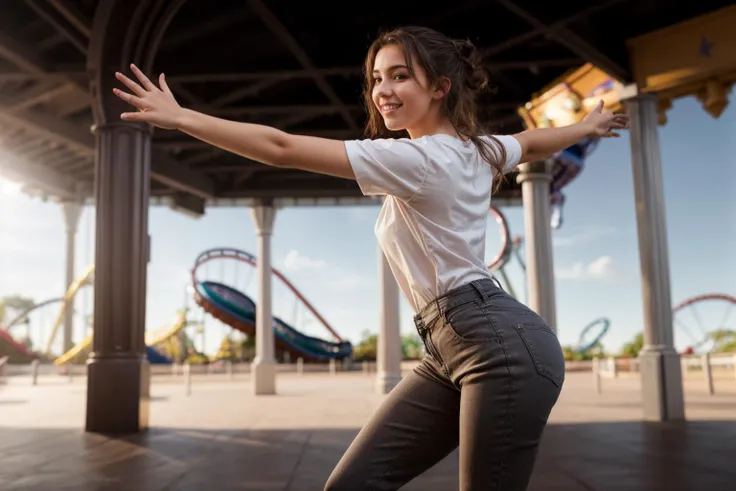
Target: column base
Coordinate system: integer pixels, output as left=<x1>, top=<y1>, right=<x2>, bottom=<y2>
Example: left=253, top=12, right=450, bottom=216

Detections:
left=375, top=371, right=402, bottom=394
left=251, top=358, right=276, bottom=395
left=639, top=348, right=685, bottom=421
left=85, top=356, right=150, bottom=433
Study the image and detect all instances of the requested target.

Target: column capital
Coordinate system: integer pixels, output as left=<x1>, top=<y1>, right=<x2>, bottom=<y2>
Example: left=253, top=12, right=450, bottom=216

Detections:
left=61, top=201, right=84, bottom=233
left=516, top=160, right=553, bottom=185
left=250, top=203, right=276, bottom=236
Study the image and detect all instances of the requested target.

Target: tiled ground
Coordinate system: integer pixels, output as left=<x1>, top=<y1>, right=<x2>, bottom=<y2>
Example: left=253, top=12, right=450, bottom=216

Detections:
left=1, top=368, right=735, bottom=490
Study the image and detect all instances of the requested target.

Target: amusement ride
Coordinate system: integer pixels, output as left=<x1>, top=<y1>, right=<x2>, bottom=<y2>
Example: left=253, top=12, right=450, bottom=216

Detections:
left=2, top=60, right=734, bottom=365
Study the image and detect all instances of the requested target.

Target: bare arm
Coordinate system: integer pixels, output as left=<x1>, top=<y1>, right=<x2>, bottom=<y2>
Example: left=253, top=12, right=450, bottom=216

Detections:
left=176, top=109, right=356, bottom=180
left=512, top=123, right=592, bottom=163
left=512, top=101, right=629, bottom=165
left=113, top=65, right=355, bottom=180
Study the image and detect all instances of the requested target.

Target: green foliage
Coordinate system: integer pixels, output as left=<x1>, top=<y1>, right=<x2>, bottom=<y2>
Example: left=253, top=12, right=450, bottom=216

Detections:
left=353, top=330, right=377, bottom=361
left=402, top=332, right=424, bottom=360
left=561, top=342, right=606, bottom=361
left=620, top=332, right=644, bottom=358
left=709, top=329, right=736, bottom=353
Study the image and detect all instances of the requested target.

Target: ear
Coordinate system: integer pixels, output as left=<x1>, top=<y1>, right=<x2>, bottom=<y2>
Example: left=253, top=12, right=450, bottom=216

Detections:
left=433, top=77, right=451, bottom=100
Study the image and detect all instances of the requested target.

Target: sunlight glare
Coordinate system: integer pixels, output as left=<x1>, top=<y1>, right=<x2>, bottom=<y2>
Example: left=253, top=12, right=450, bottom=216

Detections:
left=0, top=175, right=23, bottom=195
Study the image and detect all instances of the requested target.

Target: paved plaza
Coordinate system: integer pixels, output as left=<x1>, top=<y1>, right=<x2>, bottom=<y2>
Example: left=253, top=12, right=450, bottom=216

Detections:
left=1, top=366, right=735, bottom=490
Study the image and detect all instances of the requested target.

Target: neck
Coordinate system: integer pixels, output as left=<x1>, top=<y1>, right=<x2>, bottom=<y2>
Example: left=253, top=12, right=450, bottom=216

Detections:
left=406, top=113, right=458, bottom=140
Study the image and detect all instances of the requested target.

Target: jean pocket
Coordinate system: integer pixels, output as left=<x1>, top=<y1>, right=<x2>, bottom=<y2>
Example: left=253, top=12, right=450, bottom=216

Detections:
left=513, top=322, right=565, bottom=387
left=442, top=299, right=498, bottom=342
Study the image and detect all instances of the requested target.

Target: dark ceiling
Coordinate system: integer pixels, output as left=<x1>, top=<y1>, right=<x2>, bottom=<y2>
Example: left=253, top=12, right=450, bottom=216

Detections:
left=0, top=0, right=732, bottom=215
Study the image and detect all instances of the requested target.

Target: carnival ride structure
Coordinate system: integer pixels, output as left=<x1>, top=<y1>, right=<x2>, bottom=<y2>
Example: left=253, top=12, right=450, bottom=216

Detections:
left=672, top=293, right=736, bottom=354
left=191, top=248, right=353, bottom=363
left=1, top=265, right=198, bottom=365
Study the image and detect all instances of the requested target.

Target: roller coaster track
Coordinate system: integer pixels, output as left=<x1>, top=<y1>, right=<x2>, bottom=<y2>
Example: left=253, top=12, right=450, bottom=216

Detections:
left=191, top=247, right=344, bottom=342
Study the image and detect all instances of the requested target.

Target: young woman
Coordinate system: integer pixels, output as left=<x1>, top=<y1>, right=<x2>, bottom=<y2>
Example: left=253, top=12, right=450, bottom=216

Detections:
left=114, top=25, right=628, bottom=491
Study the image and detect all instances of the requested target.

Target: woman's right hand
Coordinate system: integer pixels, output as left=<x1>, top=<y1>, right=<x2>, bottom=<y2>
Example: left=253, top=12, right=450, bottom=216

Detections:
left=113, top=64, right=184, bottom=130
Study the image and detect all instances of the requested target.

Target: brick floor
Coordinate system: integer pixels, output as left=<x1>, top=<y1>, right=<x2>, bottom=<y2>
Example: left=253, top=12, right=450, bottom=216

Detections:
left=0, top=368, right=734, bottom=490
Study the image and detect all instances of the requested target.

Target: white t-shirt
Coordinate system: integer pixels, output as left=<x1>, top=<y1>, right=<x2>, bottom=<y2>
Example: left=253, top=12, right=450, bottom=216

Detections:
left=344, top=133, right=522, bottom=313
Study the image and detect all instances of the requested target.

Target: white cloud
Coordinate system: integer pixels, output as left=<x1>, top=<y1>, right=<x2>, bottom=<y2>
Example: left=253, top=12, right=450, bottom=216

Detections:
left=553, top=225, right=616, bottom=248
left=281, top=249, right=327, bottom=272
left=556, top=255, right=618, bottom=281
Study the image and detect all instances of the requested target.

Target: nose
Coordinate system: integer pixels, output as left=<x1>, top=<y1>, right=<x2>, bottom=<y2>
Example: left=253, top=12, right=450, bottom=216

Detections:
left=374, top=82, right=393, bottom=100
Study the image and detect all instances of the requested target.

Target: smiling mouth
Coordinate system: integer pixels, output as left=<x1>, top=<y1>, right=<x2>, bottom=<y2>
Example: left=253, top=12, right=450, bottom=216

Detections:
left=380, top=103, right=402, bottom=114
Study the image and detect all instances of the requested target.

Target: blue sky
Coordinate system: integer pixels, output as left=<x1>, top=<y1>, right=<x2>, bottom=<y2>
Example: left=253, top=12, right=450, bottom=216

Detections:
left=1, top=95, right=734, bottom=357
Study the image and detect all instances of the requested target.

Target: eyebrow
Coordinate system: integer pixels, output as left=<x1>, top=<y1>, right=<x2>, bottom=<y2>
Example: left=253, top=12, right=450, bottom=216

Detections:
left=372, top=64, right=409, bottom=74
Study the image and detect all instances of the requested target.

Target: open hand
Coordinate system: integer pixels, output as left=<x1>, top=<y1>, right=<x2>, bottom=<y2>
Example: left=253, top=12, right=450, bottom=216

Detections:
left=582, top=100, right=630, bottom=138
left=113, top=64, right=183, bottom=130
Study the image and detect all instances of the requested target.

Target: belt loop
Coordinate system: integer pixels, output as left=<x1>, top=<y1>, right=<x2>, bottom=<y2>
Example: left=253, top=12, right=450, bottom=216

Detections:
left=435, top=296, right=443, bottom=320
left=491, top=275, right=505, bottom=292
left=469, top=280, right=489, bottom=301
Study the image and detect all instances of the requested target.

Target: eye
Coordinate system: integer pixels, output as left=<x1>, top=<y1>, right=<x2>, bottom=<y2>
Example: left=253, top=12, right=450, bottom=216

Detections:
left=373, top=77, right=382, bottom=84
left=394, top=73, right=408, bottom=80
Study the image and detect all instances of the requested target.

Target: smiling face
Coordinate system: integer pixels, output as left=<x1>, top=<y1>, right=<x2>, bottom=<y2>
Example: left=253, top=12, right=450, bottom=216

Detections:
left=370, top=44, right=447, bottom=138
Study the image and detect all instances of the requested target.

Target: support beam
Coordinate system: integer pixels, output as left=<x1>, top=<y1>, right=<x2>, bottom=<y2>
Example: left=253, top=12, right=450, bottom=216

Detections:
left=46, top=0, right=93, bottom=39
left=0, top=30, right=87, bottom=92
left=247, top=0, right=358, bottom=130
left=0, top=7, right=212, bottom=203
left=496, top=0, right=630, bottom=81
left=168, top=67, right=362, bottom=83
left=84, top=0, right=187, bottom=434
left=150, top=149, right=215, bottom=199
left=624, top=92, right=684, bottom=421
left=516, top=160, right=557, bottom=331
left=250, top=202, right=277, bottom=395
left=85, top=121, right=152, bottom=434
left=375, top=246, right=402, bottom=393
left=483, top=0, right=629, bottom=57
left=23, top=0, right=88, bottom=55
left=168, top=192, right=205, bottom=218
left=61, top=200, right=83, bottom=352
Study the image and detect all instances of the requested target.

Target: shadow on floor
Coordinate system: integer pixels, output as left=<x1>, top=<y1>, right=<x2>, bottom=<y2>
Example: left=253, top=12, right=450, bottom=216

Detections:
left=0, top=420, right=735, bottom=490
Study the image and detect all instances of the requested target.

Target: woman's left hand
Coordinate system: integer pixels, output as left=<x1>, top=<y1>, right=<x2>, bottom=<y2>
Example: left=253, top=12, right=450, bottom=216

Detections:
left=582, top=100, right=630, bottom=138
left=113, top=64, right=184, bottom=130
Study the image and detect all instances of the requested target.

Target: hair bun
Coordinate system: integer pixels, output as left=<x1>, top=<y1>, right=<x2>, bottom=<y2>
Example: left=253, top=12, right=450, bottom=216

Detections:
left=452, top=39, right=489, bottom=93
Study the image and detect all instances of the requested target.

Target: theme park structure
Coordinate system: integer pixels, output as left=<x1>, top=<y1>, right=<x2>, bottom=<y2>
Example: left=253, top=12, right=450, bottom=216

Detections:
left=191, top=248, right=353, bottom=363
left=0, top=265, right=198, bottom=365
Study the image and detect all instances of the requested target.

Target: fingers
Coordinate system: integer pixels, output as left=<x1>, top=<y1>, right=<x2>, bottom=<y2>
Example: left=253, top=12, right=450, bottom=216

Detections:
left=120, top=111, right=148, bottom=122
left=595, top=99, right=604, bottom=112
left=130, top=64, right=157, bottom=92
left=112, top=88, right=146, bottom=109
left=115, top=72, right=147, bottom=97
left=159, top=73, right=174, bottom=97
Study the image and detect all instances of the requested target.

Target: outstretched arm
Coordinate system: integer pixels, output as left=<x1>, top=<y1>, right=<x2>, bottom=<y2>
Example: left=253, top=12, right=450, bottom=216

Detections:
left=113, top=65, right=355, bottom=180
left=512, top=101, right=629, bottom=164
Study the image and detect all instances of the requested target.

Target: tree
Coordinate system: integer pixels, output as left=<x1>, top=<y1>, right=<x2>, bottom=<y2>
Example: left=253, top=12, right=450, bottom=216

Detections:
left=709, top=329, right=736, bottom=353
left=561, top=342, right=605, bottom=361
left=353, top=330, right=378, bottom=361
left=402, top=333, right=424, bottom=360
left=620, top=332, right=644, bottom=358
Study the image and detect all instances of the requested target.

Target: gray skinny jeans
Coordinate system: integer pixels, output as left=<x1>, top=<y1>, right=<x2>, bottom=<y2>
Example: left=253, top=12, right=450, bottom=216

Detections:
left=325, top=278, right=565, bottom=491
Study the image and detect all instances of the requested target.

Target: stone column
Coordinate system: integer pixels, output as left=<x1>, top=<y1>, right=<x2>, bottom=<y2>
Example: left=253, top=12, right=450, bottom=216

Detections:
left=250, top=202, right=277, bottom=395
left=625, top=92, right=684, bottom=421
left=375, top=246, right=402, bottom=393
left=516, top=160, right=557, bottom=331
left=61, top=201, right=83, bottom=353
left=85, top=122, right=151, bottom=433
